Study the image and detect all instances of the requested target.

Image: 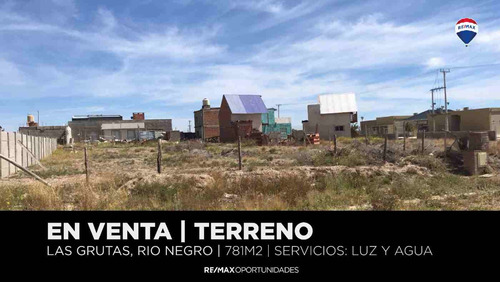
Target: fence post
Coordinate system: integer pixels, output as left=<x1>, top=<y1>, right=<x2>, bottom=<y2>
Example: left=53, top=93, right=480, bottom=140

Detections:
left=333, top=134, right=337, bottom=155
left=238, top=136, right=242, bottom=170
left=84, top=146, right=89, bottom=185
left=157, top=138, right=162, bottom=174
left=421, top=130, right=425, bottom=154
left=0, top=153, right=51, bottom=187
left=403, top=122, right=406, bottom=152
left=444, top=131, right=447, bottom=159
left=383, top=134, right=388, bottom=162
left=0, top=132, right=4, bottom=178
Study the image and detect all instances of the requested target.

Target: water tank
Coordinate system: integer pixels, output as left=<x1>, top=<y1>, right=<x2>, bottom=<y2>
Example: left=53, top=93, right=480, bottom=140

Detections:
left=202, top=98, right=210, bottom=108
left=27, top=114, right=35, bottom=124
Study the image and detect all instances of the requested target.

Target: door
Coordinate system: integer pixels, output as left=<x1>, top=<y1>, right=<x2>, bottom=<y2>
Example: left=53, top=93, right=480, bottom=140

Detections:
left=450, top=115, right=461, bottom=131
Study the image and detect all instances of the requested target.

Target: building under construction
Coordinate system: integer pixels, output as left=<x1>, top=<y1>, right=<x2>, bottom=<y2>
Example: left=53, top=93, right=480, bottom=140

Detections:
left=18, top=114, right=69, bottom=144
left=68, top=113, right=172, bottom=142
left=302, top=93, right=358, bottom=139
left=194, top=98, right=220, bottom=141
left=100, top=112, right=172, bottom=141
left=262, top=108, right=292, bottom=140
left=219, top=94, right=268, bottom=143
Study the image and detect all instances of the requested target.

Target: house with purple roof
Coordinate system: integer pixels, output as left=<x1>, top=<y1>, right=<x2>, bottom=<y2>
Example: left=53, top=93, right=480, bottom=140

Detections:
left=219, top=94, right=268, bottom=142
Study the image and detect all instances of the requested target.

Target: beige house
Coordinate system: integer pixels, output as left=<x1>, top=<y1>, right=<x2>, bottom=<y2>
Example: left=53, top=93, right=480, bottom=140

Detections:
left=362, top=107, right=500, bottom=139
left=450, top=107, right=500, bottom=137
left=102, top=122, right=144, bottom=140
left=405, top=107, right=499, bottom=137
left=360, top=115, right=410, bottom=137
left=302, top=93, right=358, bottom=139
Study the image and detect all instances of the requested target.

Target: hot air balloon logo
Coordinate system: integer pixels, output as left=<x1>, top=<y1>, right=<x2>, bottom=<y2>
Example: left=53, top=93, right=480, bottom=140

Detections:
left=455, top=18, right=478, bottom=47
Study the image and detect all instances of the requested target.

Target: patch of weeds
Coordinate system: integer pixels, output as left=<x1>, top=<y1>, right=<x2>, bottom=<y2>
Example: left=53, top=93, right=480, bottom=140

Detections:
left=369, top=188, right=397, bottom=210
left=402, top=155, right=447, bottom=172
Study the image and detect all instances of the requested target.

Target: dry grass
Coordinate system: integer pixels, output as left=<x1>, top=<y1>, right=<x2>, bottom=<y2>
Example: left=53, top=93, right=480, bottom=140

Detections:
left=1, top=138, right=499, bottom=210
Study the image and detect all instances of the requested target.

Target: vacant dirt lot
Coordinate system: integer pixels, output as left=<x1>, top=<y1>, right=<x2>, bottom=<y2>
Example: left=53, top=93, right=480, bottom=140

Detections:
left=1, top=137, right=499, bottom=210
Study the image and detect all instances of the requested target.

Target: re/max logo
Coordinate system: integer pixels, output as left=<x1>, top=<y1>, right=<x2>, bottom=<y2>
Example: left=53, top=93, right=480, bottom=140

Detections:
left=205, top=267, right=235, bottom=274
left=457, top=24, right=476, bottom=30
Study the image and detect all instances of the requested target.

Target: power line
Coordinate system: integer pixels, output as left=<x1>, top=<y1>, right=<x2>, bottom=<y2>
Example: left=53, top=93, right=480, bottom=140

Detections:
left=358, top=62, right=500, bottom=96
left=357, top=69, right=437, bottom=95
left=448, top=62, right=500, bottom=70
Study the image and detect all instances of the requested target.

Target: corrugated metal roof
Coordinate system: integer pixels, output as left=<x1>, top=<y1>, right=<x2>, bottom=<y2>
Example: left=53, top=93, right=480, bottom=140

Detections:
left=224, top=94, right=268, bottom=114
left=318, top=93, right=357, bottom=114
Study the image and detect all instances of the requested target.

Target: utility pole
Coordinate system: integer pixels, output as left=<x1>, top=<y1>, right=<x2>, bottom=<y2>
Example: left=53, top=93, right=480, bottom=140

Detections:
left=440, top=69, right=450, bottom=131
left=430, top=87, right=444, bottom=133
left=440, top=68, right=450, bottom=157
left=276, top=104, right=282, bottom=118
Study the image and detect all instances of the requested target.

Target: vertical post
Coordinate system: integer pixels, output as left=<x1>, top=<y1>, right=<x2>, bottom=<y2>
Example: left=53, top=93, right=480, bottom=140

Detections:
left=365, top=124, right=369, bottom=145
left=238, top=136, right=242, bottom=170
left=441, top=69, right=450, bottom=156
left=442, top=69, right=450, bottom=132
left=383, top=134, right=388, bottom=162
left=157, top=138, right=162, bottom=174
left=0, top=132, right=4, bottom=178
left=84, top=146, right=89, bottom=185
left=421, top=130, right=425, bottom=154
left=430, top=88, right=437, bottom=133
left=444, top=131, right=447, bottom=158
left=403, top=122, right=406, bottom=152
left=234, top=121, right=242, bottom=170
left=333, top=134, right=337, bottom=155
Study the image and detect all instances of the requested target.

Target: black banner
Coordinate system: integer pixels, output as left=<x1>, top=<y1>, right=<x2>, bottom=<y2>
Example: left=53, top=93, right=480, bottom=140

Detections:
left=0, top=211, right=497, bottom=278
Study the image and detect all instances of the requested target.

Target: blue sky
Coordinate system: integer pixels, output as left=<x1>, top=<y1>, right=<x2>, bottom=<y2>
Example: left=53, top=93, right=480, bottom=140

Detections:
left=1, top=0, right=500, bottom=131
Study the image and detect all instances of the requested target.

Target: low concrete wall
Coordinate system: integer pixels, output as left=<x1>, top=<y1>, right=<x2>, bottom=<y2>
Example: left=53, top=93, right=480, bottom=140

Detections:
left=0, top=132, right=57, bottom=178
left=416, top=131, right=497, bottom=141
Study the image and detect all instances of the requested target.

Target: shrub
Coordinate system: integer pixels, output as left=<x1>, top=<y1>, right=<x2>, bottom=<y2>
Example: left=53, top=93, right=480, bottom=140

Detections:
left=402, top=155, right=446, bottom=172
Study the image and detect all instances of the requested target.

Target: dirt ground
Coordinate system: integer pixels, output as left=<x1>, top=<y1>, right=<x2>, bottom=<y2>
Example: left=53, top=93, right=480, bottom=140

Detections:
left=1, top=137, right=499, bottom=210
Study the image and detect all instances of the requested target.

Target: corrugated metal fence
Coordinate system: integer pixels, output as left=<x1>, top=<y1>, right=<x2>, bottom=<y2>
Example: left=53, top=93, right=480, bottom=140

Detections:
left=0, top=131, right=57, bottom=178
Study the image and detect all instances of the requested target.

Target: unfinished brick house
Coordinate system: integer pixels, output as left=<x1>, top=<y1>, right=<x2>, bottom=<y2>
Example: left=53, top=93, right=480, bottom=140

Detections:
left=219, top=94, right=268, bottom=142
left=194, top=98, right=220, bottom=141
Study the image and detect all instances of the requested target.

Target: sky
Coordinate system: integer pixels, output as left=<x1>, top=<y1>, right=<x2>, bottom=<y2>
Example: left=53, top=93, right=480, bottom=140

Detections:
left=1, top=0, right=500, bottom=131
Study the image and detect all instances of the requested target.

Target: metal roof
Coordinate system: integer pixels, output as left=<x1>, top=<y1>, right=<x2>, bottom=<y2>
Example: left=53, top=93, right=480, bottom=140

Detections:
left=72, top=115, right=123, bottom=120
left=101, top=122, right=145, bottom=130
left=405, top=109, right=451, bottom=121
left=224, top=94, right=268, bottom=114
left=318, top=93, right=357, bottom=114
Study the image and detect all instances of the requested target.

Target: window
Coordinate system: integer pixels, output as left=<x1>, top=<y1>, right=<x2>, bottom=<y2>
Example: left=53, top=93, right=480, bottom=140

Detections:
left=111, top=130, right=121, bottom=140
left=127, top=130, right=136, bottom=140
left=335, top=126, right=344, bottom=131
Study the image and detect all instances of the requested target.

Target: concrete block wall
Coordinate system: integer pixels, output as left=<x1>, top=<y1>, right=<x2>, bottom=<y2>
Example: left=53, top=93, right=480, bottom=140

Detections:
left=0, top=132, right=57, bottom=178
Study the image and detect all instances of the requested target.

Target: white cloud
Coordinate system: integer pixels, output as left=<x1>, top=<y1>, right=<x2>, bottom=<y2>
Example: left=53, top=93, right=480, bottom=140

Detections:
left=425, top=57, right=445, bottom=68
left=0, top=7, right=225, bottom=61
